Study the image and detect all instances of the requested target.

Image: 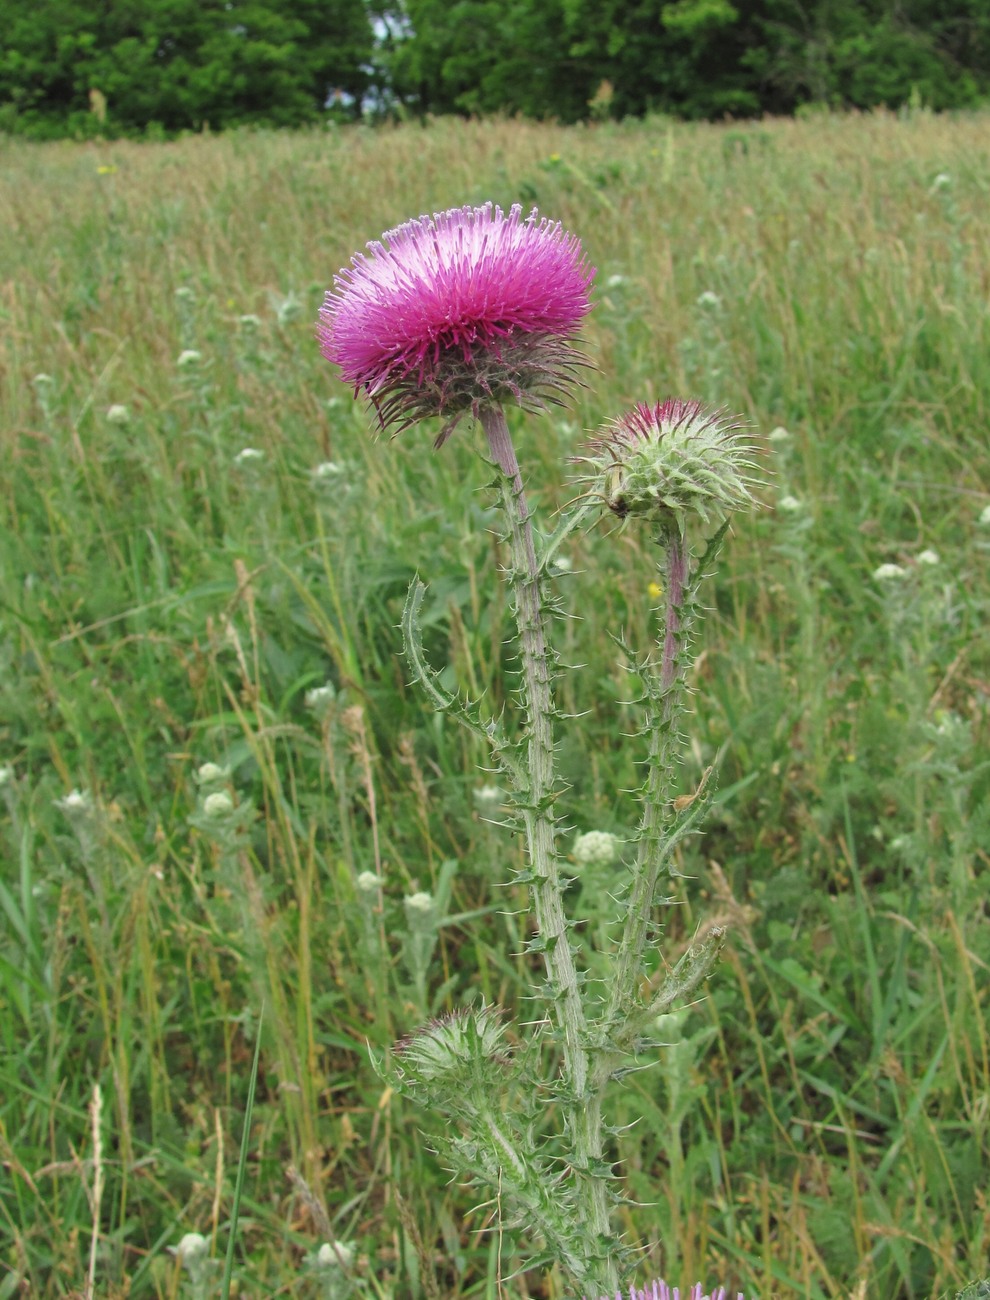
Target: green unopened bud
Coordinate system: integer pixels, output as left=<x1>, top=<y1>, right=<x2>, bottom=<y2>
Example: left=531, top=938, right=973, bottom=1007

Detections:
left=394, top=1005, right=509, bottom=1096
left=577, top=398, right=760, bottom=531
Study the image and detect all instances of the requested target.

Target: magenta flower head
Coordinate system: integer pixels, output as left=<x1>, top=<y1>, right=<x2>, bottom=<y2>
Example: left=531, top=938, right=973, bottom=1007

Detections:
left=317, top=202, right=595, bottom=444
left=576, top=398, right=760, bottom=532
left=586, top=1280, right=745, bottom=1300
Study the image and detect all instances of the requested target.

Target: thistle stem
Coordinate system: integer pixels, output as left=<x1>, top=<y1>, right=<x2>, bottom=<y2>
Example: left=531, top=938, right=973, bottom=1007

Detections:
left=480, top=405, right=616, bottom=1289
left=603, top=527, right=690, bottom=1035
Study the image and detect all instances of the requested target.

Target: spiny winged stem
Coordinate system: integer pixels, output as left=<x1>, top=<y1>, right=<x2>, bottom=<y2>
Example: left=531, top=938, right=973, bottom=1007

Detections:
left=480, top=405, right=617, bottom=1286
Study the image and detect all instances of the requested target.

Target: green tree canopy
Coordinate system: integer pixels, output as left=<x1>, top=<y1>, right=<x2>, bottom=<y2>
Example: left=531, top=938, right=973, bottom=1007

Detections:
left=1, top=0, right=987, bottom=135
left=0, top=0, right=374, bottom=136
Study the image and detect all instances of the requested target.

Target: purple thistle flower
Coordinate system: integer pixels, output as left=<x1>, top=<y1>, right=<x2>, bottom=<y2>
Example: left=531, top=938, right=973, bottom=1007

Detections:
left=318, top=202, right=594, bottom=443
left=584, top=1281, right=745, bottom=1300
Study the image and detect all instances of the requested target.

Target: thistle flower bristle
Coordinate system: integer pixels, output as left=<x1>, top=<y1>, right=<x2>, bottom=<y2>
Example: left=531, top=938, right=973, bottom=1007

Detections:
left=575, top=398, right=762, bottom=530
left=393, top=1004, right=510, bottom=1093
left=584, top=1279, right=745, bottom=1300
left=317, top=202, right=595, bottom=440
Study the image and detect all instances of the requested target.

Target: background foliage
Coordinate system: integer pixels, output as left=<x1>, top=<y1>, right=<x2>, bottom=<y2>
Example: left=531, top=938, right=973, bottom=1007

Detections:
left=0, top=111, right=989, bottom=1298
left=1, top=0, right=989, bottom=136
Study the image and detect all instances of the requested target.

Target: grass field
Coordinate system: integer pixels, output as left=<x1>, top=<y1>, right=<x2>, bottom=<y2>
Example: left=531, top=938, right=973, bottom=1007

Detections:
left=1, top=109, right=989, bottom=1300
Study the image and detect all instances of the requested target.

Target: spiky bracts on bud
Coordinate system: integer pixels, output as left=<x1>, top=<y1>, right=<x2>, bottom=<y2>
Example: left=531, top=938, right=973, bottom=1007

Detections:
left=393, top=1005, right=510, bottom=1100
left=577, top=399, right=760, bottom=532
left=318, top=202, right=595, bottom=442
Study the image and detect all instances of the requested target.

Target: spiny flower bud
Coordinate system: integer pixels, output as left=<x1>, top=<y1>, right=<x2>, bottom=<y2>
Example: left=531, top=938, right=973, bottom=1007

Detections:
left=577, top=399, right=760, bottom=531
left=394, top=1004, right=509, bottom=1092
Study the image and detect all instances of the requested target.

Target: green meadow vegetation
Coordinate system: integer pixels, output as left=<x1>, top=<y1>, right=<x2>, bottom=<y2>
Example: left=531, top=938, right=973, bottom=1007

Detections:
left=1, top=110, right=988, bottom=1299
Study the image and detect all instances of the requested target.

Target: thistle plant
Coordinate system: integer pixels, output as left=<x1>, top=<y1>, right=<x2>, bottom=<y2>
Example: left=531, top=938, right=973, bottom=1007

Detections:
left=318, top=202, right=757, bottom=1296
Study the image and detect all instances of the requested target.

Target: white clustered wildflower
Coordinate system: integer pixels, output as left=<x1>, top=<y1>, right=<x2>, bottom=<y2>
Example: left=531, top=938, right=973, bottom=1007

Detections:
left=58, top=788, right=92, bottom=814
left=0, top=765, right=13, bottom=787
left=33, top=373, right=54, bottom=389
left=196, top=762, right=227, bottom=784
left=473, top=784, right=503, bottom=812
left=874, top=563, right=907, bottom=582
left=696, top=290, right=722, bottom=309
left=930, top=172, right=951, bottom=192
left=106, top=404, right=130, bottom=425
left=776, top=494, right=804, bottom=514
left=305, top=683, right=335, bottom=712
left=234, top=447, right=264, bottom=466
left=315, top=1240, right=354, bottom=1269
left=767, top=425, right=792, bottom=444
left=916, top=548, right=940, bottom=566
left=311, top=461, right=345, bottom=486
left=550, top=554, right=573, bottom=573
left=605, top=274, right=628, bottom=289
left=177, top=349, right=202, bottom=368
left=174, top=286, right=196, bottom=303
left=238, top=313, right=262, bottom=329
left=979, top=504, right=990, bottom=527
left=356, top=870, right=380, bottom=895
left=276, top=293, right=302, bottom=326
left=404, top=891, right=434, bottom=915
left=203, top=791, right=233, bottom=818
left=572, top=830, right=619, bottom=867
left=173, top=1232, right=209, bottom=1263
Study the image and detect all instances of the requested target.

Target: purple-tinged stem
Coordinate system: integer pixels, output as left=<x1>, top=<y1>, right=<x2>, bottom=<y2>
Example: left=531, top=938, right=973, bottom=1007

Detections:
left=598, top=525, right=691, bottom=1049
left=661, top=533, right=688, bottom=692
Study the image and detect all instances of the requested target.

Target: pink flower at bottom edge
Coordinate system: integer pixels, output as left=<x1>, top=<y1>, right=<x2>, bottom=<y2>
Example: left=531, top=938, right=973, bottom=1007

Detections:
left=584, top=1279, right=746, bottom=1300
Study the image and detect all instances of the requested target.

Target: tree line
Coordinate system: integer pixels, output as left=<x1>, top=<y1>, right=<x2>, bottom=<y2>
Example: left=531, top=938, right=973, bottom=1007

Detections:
left=2, top=0, right=988, bottom=137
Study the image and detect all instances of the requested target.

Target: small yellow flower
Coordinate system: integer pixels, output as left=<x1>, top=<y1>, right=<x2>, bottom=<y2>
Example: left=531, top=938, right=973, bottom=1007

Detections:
left=647, top=581, right=662, bottom=601
left=96, top=164, right=117, bottom=175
